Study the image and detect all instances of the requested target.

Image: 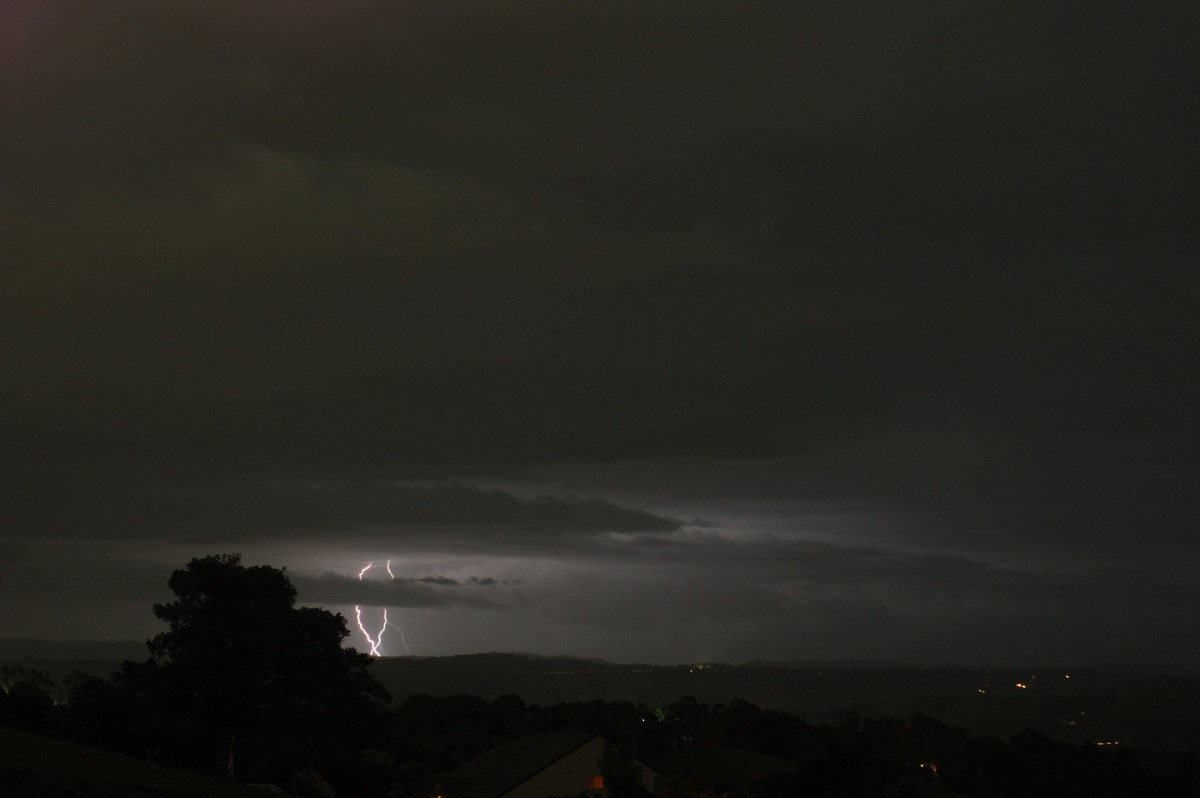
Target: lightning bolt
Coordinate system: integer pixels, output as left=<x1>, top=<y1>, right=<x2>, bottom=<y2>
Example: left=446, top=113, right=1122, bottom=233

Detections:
left=354, top=559, right=412, bottom=657
left=354, top=604, right=383, bottom=657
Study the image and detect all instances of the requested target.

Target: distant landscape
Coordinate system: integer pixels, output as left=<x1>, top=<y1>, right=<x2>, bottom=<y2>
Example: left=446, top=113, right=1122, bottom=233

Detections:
left=6, top=640, right=1200, bottom=753
left=7, top=623, right=1200, bottom=797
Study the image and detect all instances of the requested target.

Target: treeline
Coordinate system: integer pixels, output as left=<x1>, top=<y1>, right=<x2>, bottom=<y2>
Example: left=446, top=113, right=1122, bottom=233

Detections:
left=7, top=666, right=1200, bottom=797
left=3, top=556, right=1199, bottom=797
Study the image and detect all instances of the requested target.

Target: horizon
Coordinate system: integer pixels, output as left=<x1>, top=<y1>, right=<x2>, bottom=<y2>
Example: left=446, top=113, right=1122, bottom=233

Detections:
left=3, top=637, right=1196, bottom=675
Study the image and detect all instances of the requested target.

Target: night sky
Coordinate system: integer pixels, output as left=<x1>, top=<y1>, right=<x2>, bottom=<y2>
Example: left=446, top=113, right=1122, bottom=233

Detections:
left=2, top=1, right=1197, bottom=666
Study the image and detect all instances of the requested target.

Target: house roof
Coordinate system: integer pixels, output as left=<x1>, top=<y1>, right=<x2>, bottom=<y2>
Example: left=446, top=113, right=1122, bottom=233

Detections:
left=454, top=729, right=600, bottom=798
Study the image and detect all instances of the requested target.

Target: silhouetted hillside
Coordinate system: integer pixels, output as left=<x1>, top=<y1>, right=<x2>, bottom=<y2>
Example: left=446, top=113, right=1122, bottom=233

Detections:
left=369, top=653, right=1200, bottom=751
left=8, top=642, right=1200, bottom=754
left=0, top=639, right=148, bottom=661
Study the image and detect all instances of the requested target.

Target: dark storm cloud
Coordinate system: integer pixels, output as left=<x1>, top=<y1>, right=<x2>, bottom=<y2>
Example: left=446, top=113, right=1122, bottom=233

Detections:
left=5, top=1, right=1196, bottom=487
left=577, top=531, right=1050, bottom=607
left=8, top=3, right=1196, bottom=229
left=416, top=576, right=457, bottom=586
left=0, top=545, right=172, bottom=605
left=521, top=531, right=1200, bottom=663
left=291, top=571, right=506, bottom=609
left=2, top=1, right=1197, bottom=664
left=0, top=541, right=32, bottom=565
left=1, top=479, right=684, bottom=543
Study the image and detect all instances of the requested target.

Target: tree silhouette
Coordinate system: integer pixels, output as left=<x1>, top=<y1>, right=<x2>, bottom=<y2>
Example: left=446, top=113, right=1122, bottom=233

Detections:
left=144, top=554, right=387, bottom=780
left=597, top=742, right=651, bottom=798
left=0, top=666, right=57, bottom=734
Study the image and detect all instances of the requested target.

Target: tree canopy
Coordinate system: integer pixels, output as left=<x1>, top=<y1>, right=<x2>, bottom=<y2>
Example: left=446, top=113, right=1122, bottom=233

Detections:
left=144, top=554, right=388, bottom=779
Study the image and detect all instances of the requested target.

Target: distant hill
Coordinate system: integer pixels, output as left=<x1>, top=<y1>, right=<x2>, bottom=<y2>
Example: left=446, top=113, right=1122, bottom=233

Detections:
left=368, top=652, right=996, bottom=709
left=0, top=639, right=149, bottom=683
left=0, top=638, right=148, bottom=661
left=367, top=652, right=1200, bottom=752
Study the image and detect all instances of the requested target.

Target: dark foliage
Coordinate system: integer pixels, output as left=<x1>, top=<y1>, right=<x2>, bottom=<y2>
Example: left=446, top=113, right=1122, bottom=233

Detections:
left=0, top=666, right=57, bottom=734
left=143, top=555, right=389, bottom=784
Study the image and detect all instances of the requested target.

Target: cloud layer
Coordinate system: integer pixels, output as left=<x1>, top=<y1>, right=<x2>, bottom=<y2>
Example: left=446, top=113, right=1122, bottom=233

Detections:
left=1, top=1, right=1197, bottom=665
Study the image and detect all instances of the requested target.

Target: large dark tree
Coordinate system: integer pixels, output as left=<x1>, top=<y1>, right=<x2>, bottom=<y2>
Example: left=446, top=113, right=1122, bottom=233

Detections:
left=145, top=554, right=388, bottom=781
